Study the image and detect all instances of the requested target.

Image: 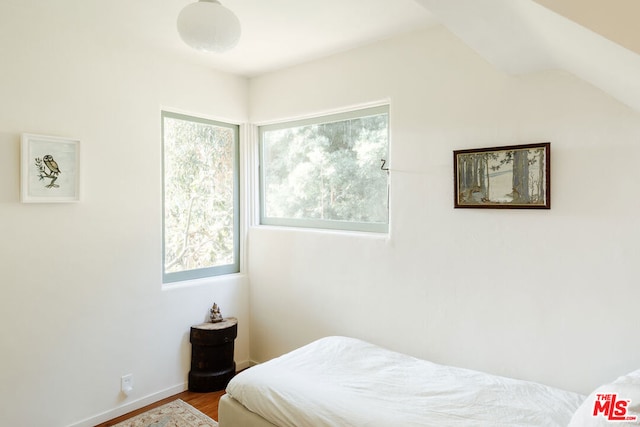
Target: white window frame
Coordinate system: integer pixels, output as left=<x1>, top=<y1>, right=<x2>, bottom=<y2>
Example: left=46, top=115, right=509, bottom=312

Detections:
left=258, top=105, right=390, bottom=233
left=161, top=111, right=240, bottom=283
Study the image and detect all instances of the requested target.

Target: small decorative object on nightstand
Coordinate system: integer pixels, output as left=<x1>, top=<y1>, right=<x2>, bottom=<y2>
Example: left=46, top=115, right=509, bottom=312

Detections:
left=209, top=302, right=224, bottom=323
left=188, top=310, right=237, bottom=392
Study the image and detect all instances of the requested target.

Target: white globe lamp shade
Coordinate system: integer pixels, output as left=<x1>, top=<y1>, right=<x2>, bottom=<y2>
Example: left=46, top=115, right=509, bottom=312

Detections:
left=177, top=0, right=241, bottom=53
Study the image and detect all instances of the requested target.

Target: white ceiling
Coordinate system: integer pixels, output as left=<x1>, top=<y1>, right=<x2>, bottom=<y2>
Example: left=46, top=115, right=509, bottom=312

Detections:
left=3, top=0, right=640, bottom=111
left=142, top=0, right=438, bottom=77
left=0, top=0, right=436, bottom=77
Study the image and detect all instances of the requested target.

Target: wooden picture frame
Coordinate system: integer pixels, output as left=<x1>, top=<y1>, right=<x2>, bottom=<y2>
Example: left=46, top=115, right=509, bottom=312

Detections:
left=21, top=133, right=80, bottom=203
left=454, top=142, right=550, bottom=209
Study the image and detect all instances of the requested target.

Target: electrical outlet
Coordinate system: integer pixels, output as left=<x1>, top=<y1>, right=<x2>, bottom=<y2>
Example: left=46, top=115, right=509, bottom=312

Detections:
left=121, top=374, right=134, bottom=395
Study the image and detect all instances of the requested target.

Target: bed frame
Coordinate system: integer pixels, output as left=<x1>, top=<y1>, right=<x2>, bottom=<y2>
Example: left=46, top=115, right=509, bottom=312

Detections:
left=218, top=394, right=278, bottom=427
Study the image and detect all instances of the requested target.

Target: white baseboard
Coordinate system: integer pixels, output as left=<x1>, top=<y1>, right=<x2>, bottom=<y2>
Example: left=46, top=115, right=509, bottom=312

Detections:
left=67, top=383, right=187, bottom=427
left=68, top=359, right=253, bottom=427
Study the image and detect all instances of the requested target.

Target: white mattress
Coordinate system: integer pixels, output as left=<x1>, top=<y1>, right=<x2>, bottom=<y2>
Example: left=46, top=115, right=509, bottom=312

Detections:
left=226, top=336, right=585, bottom=427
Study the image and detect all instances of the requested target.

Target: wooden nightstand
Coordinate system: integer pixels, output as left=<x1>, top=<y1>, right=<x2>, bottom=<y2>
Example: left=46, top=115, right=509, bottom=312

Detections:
left=188, top=317, right=238, bottom=392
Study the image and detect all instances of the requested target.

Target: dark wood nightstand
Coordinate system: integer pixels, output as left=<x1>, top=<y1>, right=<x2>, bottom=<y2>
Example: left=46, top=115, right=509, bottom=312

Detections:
left=188, top=317, right=238, bottom=392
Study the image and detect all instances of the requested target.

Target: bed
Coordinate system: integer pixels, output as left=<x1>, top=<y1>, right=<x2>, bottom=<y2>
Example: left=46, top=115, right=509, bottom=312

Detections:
left=219, top=336, right=637, bottom=427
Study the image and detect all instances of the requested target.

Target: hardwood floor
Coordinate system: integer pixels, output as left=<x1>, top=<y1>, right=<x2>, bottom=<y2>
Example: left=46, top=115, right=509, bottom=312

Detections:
left=95, top=390, right=225, bottom=426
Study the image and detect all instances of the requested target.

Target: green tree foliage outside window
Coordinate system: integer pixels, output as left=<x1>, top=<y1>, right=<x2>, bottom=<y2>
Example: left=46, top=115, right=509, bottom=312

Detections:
left=260, top=105, right=389, bottom=232
left=162, top=111, right=239, bottom=283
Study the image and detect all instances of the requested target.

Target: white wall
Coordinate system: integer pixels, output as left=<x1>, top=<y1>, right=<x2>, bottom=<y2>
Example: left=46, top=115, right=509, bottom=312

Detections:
left=248, top=27, right=640, bottom=395
left=0, top=10, right=250, bottom=427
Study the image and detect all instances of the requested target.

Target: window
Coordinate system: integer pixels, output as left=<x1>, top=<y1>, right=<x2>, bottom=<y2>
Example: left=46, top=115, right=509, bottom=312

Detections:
left=259, top=105, right=389, bottom=233
left=162, top=111, right=239, bottom=283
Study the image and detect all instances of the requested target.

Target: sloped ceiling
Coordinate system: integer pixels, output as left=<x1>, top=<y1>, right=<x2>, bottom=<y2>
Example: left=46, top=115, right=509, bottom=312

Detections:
left=414, top=0, right=640, bottom=112
left=533, top=0, right=640, bottom=56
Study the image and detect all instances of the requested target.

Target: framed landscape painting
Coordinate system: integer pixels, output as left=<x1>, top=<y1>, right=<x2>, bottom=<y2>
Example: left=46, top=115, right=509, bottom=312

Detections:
left=21, top=133, right=80, bottom=203
left=453, top=142, right=550, bottom=209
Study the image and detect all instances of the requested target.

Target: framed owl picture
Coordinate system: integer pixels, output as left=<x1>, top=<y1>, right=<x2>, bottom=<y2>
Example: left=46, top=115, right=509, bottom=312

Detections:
left=21, top=133, right=80, bottom=203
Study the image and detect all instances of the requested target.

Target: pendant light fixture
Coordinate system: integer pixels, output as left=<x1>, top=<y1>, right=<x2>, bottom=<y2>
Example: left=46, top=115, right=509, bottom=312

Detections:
left=177, top=0, right=241, bottom=53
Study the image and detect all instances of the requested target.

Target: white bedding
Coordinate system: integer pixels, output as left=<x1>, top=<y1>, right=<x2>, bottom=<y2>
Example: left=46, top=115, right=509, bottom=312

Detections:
left=226, top=336, right=585, bottom=427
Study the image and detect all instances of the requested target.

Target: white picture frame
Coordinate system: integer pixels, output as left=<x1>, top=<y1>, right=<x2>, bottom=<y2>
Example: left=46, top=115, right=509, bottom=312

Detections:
left=21, top=133, right=80, bottom=203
